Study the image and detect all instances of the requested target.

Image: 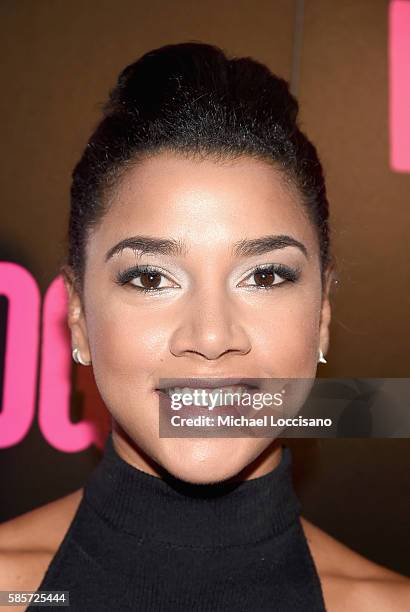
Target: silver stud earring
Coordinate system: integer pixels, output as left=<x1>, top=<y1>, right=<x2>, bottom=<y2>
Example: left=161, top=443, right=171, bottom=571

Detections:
left=318, top=349, right=327, bottom=364
left=72, top=347, right=91, bottom=366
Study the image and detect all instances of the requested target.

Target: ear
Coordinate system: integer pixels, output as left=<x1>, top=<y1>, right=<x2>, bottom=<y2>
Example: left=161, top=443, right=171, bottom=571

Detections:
left=61, top=265, right=91, bottom=364
left=318, top=265, right=335, bottom=358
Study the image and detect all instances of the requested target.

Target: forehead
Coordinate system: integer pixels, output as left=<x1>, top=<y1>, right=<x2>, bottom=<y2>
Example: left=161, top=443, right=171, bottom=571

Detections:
left=110, top=152, right=301, bottom=215
left=89, top=152, right=317, bottom=256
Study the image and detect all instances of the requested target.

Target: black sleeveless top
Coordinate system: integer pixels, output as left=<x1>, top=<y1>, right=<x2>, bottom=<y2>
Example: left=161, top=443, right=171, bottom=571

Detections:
left=29, top=433, right=327, bottom=611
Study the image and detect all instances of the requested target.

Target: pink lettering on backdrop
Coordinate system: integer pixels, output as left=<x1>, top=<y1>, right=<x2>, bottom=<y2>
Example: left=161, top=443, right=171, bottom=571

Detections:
left=38, top=274, right=98, bottom=452
left=389, top=0, right=410, bottom=172
left=0, top=263, right=39, bottom=447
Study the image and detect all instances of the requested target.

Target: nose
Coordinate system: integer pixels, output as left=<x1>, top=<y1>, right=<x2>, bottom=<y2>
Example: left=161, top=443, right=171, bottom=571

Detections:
left=169, top=291, right=252, bottom=361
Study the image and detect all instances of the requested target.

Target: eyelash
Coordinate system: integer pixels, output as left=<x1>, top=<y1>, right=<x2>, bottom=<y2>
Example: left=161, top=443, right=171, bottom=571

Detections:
left=115, top=264, right=300, bottom=294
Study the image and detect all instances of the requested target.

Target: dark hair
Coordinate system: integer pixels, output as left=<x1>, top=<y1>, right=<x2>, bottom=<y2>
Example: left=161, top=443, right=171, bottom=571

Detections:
left=64, top=41, right=333, bottom=297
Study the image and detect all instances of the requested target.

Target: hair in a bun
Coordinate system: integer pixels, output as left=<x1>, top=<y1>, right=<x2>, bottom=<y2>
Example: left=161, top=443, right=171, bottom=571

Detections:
left=66, top=41, right=332, bottom=296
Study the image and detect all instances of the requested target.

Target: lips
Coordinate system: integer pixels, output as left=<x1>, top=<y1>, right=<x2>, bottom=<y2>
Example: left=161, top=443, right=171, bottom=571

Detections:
left=155, top=383, right=265, bottom=424
left=156, top=388, right=245, bottom=422
left=155, top=379, right=259, bottom=416
left=155, top=377, right=261, bottom=391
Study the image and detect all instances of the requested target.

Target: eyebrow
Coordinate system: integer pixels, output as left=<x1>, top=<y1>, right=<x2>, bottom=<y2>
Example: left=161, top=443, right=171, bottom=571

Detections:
left=104, top=234, right=308, bottom=262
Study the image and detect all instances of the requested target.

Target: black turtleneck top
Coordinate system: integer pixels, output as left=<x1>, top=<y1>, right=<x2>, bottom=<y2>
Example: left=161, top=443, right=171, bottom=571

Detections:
left=29, top=433, right=327, bottom=611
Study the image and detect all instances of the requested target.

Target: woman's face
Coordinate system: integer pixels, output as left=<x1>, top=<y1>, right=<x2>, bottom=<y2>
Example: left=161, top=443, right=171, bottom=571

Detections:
left=67, top=152, right=332, bottom=483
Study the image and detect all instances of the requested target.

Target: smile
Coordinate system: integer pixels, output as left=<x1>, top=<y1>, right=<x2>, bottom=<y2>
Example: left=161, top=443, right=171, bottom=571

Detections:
left=158, top=385, right=257, bottom=407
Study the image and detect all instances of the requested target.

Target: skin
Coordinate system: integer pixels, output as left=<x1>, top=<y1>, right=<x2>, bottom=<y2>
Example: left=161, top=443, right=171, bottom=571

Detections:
left=67, top=151, right=332, bottom=484
left=0, top=152, right=409, bottom=610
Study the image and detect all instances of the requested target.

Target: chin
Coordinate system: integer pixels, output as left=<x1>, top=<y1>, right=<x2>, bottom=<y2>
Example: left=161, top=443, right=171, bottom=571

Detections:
left=157, top=437, right=254, bottom=485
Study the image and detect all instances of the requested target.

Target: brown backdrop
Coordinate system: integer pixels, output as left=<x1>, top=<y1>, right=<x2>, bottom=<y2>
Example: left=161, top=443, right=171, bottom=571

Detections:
left=0, top=0, right=409, bottom=576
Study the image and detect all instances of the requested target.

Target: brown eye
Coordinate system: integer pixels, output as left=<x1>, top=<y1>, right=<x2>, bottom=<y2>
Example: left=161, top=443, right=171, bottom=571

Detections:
left=116, top=266, right=177, bottom=292
left=139, top=272, right=162, bottom=290
left=253, top=270, right=275, bottom=287
left=239, top=264, right=299, bottom=290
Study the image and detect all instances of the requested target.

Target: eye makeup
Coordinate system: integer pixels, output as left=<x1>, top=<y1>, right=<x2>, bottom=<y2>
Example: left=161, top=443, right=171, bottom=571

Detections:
left=114, top=262, right=301, bottom=294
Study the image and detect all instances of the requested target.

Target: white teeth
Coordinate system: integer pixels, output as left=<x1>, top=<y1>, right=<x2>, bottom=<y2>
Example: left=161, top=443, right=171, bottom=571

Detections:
left=163, top=386, right=253, bottom=406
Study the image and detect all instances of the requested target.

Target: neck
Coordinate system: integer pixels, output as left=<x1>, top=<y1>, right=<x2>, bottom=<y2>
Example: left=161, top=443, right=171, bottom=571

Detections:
left=83, top=430, right=301, bottom=548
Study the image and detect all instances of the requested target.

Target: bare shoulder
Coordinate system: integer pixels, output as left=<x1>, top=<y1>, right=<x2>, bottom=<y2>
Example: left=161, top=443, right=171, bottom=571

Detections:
left=0, top=488, right=84, bottom=596
left=301, top=516, right=410, bottom=611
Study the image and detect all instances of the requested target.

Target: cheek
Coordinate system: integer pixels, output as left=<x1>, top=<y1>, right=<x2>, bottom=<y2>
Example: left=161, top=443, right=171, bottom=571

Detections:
left=84, top=300, right=171, bottom=432
left=86, top=300, right=171, bottom=383
left=252, top=290, right=321, bottom=376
